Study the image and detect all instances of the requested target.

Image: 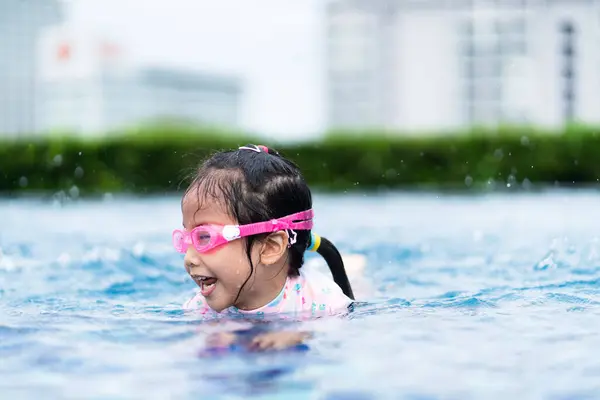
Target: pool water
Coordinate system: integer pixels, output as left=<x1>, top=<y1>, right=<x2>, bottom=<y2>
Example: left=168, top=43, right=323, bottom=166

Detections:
left=2, top=191, right=600, bottom=399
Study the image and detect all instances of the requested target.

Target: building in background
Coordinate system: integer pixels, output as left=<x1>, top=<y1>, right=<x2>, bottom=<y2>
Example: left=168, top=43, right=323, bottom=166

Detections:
left=0, top=0, right=64, bottom=137
left=325, top=0, right=600, bottom=133
left=36, top=26, right=243, bottom=135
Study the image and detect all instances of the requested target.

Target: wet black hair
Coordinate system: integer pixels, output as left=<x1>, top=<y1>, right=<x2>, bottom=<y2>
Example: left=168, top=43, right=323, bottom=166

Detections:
left=184, top=144, right=354, bottom=303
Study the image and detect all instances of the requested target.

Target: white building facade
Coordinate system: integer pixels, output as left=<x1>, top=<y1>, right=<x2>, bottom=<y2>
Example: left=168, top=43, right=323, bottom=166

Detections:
left=326, top=0, right=600, bottom=133
left=0, top=0, right=64, bottom=136
left=36, top=27, right=243, bottom=135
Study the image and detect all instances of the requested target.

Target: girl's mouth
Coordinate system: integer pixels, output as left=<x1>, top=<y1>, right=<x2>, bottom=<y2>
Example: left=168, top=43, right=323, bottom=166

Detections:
left=195, top=276, right=218, bottom=297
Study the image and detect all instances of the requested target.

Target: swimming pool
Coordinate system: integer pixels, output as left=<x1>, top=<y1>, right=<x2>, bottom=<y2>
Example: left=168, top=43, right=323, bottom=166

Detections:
left=1, top=190, right=600, bottom=399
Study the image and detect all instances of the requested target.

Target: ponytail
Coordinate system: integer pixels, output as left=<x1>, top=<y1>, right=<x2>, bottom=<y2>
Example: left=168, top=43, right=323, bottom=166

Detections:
left=307, top=232, right=355, bottom=300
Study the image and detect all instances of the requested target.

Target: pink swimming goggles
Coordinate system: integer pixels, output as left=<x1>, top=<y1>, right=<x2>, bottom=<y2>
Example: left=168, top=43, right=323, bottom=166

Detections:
left=172, top=209, right=314, bottom=254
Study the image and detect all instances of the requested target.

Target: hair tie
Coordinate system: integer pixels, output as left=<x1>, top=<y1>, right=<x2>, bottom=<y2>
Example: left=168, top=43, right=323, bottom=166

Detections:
left=239, top=144, right=269, bottom=154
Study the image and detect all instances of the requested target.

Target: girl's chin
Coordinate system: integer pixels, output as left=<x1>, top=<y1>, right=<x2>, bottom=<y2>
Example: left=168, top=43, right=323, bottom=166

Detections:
left=204, top=290, right=234, bottom=312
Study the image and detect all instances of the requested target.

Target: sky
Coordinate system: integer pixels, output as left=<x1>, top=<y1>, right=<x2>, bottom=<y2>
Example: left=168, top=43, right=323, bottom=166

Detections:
left=62, top=0, right=326, bottom=140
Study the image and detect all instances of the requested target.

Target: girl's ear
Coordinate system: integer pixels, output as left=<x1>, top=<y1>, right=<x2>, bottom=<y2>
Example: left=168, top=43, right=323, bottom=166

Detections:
left=259, top=231, right=288, bottom=265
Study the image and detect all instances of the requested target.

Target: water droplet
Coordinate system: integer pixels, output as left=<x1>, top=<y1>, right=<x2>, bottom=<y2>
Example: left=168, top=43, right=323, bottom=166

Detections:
left=534, top=251, right=558, bottom=271
left=494, top=149, right=503, bottom=160
left=52, top=191, right=67, bottom=207
left=464, top=175, right=473, bottom=187
left=18, top=176, right=28, bottom=187
left=53, top=154, right=63, bottom=166
left=69, top=185, right=80, bottom=198
left=74, top=166, right=84, bottom=178
left=520, top=136, right=530, bottom=146
left=78, top=151, right=82, bottom=156
left=507, top=174, right=517, bottom=188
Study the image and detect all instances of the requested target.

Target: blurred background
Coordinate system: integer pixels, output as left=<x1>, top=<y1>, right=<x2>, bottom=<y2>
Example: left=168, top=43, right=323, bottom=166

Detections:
left=2, top=0, right=600, bottom=195
left=2, top=0, right=322, bottom=140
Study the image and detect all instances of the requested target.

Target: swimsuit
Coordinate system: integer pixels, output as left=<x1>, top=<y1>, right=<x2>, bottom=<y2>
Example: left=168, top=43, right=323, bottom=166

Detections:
left=183, top=267, right=353, bottom=319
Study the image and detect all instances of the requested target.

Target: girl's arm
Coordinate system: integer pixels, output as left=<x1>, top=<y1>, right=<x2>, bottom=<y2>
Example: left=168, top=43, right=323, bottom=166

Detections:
left=203, top=322, right=311, bottom=352
left=249, top=331, right=312, bottom=350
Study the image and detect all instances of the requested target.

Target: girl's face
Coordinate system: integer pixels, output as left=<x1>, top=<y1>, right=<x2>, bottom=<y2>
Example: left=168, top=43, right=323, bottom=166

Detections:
left=180, top=189, right=289, bottom=313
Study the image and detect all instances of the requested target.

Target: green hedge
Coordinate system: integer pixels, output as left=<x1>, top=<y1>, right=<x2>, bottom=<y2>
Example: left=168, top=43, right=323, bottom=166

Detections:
left=1, top=124, right=600, bottom=195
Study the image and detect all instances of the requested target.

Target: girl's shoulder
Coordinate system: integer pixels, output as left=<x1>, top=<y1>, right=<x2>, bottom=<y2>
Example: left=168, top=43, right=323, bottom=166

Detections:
left=294, top=266, right=353, bottom=314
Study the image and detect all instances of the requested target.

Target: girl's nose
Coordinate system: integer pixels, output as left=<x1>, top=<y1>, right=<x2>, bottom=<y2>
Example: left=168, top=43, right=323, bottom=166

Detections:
left=184, top=246, right=201, bottom=273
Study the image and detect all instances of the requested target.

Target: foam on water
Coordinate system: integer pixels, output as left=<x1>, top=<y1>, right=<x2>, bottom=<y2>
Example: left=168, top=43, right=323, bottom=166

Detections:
left=2, top=191, right=600, bottom=399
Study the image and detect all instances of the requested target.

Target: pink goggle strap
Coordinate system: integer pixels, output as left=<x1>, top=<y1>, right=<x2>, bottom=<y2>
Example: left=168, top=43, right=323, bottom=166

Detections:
left=238, top=209, right=314, bottom=240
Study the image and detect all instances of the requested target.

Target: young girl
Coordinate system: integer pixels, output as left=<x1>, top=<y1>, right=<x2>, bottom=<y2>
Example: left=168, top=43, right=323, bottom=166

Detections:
left=172, top=144, right=356, bottom=350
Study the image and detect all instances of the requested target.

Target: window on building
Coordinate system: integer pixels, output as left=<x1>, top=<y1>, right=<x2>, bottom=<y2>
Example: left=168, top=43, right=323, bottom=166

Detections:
left=560, top=20, right=576, bottom=122
left=458, top=8, right=529, bottom=127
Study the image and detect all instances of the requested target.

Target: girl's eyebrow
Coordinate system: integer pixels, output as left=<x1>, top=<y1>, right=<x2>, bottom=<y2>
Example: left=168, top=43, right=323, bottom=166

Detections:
left=182, top=220, right=212, bottom=230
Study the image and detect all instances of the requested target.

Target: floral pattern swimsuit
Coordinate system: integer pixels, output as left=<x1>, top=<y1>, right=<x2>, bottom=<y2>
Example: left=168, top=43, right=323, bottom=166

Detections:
left=183, top=267, right=353, bottom=319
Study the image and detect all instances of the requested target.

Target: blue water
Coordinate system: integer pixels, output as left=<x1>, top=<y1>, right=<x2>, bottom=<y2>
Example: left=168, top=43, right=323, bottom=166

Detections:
left=2, top=191, right=600, bottom=399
